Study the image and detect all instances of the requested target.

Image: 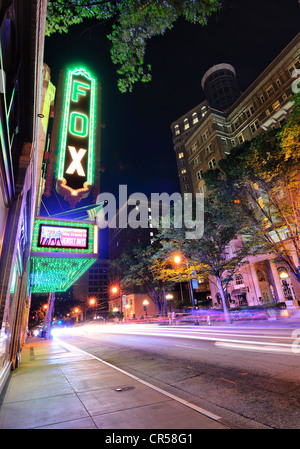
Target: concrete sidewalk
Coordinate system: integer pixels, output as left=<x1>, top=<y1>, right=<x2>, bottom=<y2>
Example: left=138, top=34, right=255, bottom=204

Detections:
left=0, top=337, right=230, bottom=429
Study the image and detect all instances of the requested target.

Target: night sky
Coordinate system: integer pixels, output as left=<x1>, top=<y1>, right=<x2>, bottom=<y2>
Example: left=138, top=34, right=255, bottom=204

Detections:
left=41, top=0, right=299, bottom=254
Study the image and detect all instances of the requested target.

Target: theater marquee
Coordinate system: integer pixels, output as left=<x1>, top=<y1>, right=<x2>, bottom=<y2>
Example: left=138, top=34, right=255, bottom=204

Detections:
left=56, top=67, right=97, bottom=207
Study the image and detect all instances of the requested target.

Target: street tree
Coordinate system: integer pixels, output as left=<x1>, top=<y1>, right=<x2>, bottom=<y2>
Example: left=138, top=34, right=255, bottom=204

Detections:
left=45, top=0, right=222, bottom=92
left=109, top=243, right=174, bottom=316
left=151, top=200, right=255, bottom=324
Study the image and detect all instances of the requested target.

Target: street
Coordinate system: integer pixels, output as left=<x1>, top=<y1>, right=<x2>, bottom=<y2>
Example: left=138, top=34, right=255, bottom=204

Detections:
left=54, top=321, right=300, bottom=429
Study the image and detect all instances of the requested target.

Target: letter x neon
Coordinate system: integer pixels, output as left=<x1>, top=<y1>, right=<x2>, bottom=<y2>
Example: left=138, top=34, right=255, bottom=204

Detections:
left=66, top=146, right=86, bottom=177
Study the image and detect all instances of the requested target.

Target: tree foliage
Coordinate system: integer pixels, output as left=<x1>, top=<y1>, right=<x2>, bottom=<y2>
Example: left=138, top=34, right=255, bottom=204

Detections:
left=45, top=0, right=221, bottom=92
left=109, top=242, right=174, bottom=315
left=150, top=200, right=256, bottom=324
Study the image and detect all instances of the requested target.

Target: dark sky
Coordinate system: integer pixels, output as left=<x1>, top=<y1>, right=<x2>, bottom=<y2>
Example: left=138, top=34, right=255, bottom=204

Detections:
left=41, top=0, right=300, bottom=247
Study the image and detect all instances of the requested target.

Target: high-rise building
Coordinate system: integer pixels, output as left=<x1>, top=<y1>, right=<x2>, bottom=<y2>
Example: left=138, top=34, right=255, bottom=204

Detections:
left=171, top=33, right=300, bottom=310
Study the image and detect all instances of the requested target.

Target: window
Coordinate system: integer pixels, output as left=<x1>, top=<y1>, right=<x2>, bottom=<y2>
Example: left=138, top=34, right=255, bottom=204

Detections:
left=279, top=117, right=286, bottom=127
left=288, top=59, right=300, bottom=77
left=233, top=120, right=239, bottom=130
left=238, top=134, right=245, bottom=144
left=174, top=124, right=180, bottom=135
left=272, top=100, right=280, bottom=110
left=276, top=79, right=281, bottom=88
left=193, top=155, right=201, bottom=167
left=257, top=270, right=266, bottom=282
left=208, top=157, right=216, bottom=169
left=181, top=169, right=186, bottom=174
left=182, top=176, right=188, bottom=182
left=202, top=130, right=209, bottom=142
left=245, top=105, right=255, bottom=118
left=178, top=152, right=184, bottom=159
left=196, top=169, right=203, bottom=180
left=184, top=118, right=189, bottom=130
left=250, top=119, right=260, bottom=134
left=183, top=184, right=189, bottom=191
left=265, top=109, right=270, bottom=116
left=199, top=184, right=206, bottom=194
left=205, top=143, right=213, bottom=155
left=191, top=142, right=198, bottom=153
left=282, top=93, right=287, bottom=101
left=201, top=106, right=207, bottom=117
left=192, top=112, right=198, bottom=124
left=260, top=94, right=265, bottom=104
left=266, top=85, right=275, bottom=97
left=231, top=139, right=236, bottom=147
left=235, top=273, right=244, bottom=285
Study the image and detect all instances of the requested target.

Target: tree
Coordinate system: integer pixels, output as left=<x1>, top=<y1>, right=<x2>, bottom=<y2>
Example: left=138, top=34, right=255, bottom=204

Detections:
left=151, top=200, right=255, bottom=324
left=109, top=243, right=174, bottom=315
left=45, top=0, right=222, bottom=92
left=203, top=92, right=300, bottom=286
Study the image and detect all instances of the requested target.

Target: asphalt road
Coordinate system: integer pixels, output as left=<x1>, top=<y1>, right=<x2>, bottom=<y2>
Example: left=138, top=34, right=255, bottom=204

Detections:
left=55, top=322, right=300, bottom=429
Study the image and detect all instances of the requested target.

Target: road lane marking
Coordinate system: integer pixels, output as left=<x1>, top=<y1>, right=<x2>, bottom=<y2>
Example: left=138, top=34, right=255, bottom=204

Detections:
left=220, top=378, right=237, bottom=384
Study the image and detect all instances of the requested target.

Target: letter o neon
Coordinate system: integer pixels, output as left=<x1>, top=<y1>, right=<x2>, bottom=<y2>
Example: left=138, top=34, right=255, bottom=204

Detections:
left=69, top=112, right=88, bottom=137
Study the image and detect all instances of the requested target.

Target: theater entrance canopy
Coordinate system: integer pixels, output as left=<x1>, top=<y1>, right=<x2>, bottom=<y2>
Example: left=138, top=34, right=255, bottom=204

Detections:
left=30, top=217, right=98, bottom=293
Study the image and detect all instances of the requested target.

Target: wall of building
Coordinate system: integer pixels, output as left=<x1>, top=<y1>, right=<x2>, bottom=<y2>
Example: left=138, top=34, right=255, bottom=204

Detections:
left=0, top=0, right=48, bottom=395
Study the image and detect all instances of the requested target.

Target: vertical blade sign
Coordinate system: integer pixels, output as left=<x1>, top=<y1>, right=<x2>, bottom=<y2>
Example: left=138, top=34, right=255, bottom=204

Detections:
left=56, top=67, right=96, bottom=207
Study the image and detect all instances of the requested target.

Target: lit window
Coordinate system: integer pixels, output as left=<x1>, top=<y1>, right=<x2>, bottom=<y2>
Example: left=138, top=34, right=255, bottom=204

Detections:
left=282, top=93, right=287, bottom=101
left=192, top=112, right=199, bottom=124
left=238, top=134, right=245, bottom=144
left=174, top=125, right=180, bottom=135
left=178, top=152, right=184, bottom=159
left=235, top=273, right=244, bottom=285
left=181, top=169, right=186, bottom=174
left=184, top=118, right=190, bottom=130
left=265, top=109, right=270, bottom=116
left=272, top=100, right=280, bottom=110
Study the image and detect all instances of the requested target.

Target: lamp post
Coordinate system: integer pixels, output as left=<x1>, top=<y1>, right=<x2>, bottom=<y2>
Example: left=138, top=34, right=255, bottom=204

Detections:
left=174, top=254, right=195, bottom=309
left=111, top=285, right=123, bottom=322
left=143, top=299, right=149, bottom=316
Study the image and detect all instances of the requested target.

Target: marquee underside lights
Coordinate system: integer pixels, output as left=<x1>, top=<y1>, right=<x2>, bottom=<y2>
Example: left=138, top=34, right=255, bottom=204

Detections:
left=30, top=218, right=98, bottom=293
left=56, top=67, right=97, bottom=208
left=30, top=257, right=96, bottom=293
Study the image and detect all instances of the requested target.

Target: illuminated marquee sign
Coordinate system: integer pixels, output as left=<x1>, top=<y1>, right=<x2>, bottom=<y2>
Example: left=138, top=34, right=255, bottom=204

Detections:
left=56, top=67, right=96, bottom=207
left=30, top=218, right=98, bottom=292
left=38, top=224, right=88, bottom=250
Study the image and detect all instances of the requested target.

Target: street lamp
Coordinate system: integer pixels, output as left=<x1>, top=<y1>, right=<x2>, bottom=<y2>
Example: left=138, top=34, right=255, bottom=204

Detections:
left=174, top=253, right=195, bottom=309
left=143, top=299, right=149, bottom=316
left=111, top=285, right=123, bottom=322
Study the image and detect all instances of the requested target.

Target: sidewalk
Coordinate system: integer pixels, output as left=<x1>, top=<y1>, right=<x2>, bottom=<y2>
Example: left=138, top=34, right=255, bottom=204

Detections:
left=0, top=337, right=230, bottom=429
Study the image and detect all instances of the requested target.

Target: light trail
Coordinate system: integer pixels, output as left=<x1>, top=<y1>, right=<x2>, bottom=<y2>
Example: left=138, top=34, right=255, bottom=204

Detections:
left=52, top=322, right=298, bottom=354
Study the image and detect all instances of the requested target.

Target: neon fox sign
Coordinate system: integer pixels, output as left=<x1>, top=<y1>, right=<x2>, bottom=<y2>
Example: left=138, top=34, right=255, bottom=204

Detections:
left=56, top=67, right=97, bottom=207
